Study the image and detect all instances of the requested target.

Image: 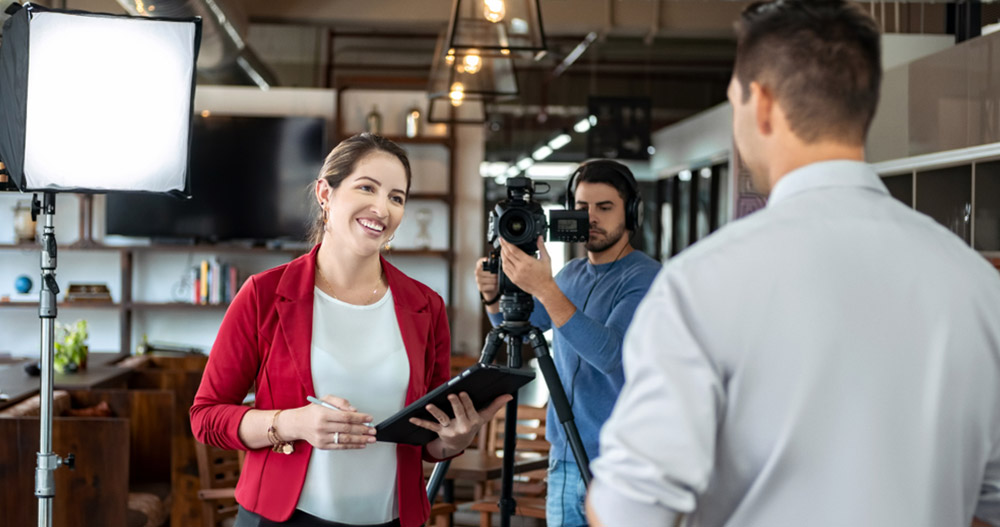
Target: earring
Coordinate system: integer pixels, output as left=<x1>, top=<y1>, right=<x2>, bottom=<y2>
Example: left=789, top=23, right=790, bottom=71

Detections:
left=383, top=233, right=395, bottom=251
left=320, top=202, right=327, bottom=224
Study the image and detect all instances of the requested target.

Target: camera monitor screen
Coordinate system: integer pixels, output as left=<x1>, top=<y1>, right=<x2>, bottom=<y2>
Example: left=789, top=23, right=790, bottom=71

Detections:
left=106, top=115, right=325, bottom=242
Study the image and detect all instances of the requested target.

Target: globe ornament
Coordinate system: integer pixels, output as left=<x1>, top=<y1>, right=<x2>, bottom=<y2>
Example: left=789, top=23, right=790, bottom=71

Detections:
left=15, top=275, right=32, bottom=294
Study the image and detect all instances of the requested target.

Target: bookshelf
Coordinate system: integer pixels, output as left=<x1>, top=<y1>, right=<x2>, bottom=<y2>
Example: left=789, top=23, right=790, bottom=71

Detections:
left=0, top=243, right=302, bottom=356
left=336, top=86, right=457, bottom=309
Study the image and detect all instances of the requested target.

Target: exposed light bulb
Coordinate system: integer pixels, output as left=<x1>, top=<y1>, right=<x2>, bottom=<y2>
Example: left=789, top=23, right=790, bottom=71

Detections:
left=484, top=0, right=506, bottom=23
left=462, top=51, right=483, bottom=74
left=450, top=82, right=465, bottom=106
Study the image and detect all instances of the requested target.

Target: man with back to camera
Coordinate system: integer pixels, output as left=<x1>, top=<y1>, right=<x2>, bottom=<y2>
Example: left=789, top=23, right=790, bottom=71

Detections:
left=475, top=159, right=661, bottom=527
left=587, top=1, right=1000, bottom=526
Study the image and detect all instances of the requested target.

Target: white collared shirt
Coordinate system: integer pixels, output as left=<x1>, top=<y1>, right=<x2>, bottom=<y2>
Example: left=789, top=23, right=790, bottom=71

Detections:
left=590, top=160, right=1000, bottom=526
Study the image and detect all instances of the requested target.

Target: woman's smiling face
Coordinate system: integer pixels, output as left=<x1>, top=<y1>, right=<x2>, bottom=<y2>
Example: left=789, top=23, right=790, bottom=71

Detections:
left=318, top=151, right=407, bottom=256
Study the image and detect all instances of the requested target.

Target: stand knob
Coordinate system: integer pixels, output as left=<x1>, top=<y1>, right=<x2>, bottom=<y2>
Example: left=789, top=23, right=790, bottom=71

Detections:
left=64, top=453, right=75, bottom=470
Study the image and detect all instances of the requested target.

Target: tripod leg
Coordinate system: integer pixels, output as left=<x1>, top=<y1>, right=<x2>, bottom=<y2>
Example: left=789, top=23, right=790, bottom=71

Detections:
left=427, top=326, right=509, bottom=504
left=526, top=328, right=592, bottom=485
left=478, top=326, right=506, bottom=365
left=426, top=461, right=450, bottom=504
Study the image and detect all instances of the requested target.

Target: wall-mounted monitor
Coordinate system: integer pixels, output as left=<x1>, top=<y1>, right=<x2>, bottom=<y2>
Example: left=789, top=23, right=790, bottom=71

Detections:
left=106, top=115, right=326, bottom=243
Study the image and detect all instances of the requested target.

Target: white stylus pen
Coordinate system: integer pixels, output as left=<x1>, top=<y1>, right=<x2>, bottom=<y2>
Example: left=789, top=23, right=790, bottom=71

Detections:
left=307, top=395, right=373, bottom=427
left=306, top=395, right=343, bottom=411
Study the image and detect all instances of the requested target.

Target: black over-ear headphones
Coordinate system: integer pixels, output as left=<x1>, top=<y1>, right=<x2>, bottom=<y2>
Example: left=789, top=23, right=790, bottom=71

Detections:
left=565, top=159, right=644, bottom=232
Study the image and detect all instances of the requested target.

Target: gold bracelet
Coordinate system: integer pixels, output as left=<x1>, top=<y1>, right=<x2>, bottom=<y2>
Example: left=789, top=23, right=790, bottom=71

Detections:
left=267, top=409, right=294, bottom=455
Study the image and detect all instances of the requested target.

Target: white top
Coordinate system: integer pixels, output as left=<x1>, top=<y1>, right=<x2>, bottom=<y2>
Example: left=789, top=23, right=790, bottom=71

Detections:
left=296, top=287, right=409, bottom=524
left=590, top=160, right=1000, bottom=527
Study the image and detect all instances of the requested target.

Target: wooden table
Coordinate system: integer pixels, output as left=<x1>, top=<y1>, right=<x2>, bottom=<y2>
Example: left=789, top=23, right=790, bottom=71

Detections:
left=427, top=450, right=548, bottom=483
left=424, top=449, right=549, bottom=526
left=0, top=358, right=38, bottom=410
left=53, top=363, right=132, bottom=390
left=0, top=353, right=132, bottom=410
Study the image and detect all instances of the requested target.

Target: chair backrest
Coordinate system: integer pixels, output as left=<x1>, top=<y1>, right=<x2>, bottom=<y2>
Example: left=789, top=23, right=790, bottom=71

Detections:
left=486, top=404, right=548, bottom=456
left=479, top=404, right=550, bottom=507
left=194, top=441, right=243, bottom=527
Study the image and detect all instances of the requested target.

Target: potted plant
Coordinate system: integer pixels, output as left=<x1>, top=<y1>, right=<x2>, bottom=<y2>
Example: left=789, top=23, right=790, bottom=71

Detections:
left=54, top=319, right=89, bottom=373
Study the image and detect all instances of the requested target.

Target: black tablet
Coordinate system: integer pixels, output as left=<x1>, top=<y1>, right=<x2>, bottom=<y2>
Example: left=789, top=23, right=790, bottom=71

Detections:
left=375, top=363, right=536, bottom=445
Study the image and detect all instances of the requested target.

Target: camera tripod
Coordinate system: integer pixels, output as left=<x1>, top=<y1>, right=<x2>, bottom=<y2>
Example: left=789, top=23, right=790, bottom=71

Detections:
left=427, top=292, right=591, bottom=527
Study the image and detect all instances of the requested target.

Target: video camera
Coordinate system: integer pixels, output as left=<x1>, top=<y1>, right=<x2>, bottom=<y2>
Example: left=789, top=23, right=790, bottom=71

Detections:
left=482, top=176, right=589, bottom=321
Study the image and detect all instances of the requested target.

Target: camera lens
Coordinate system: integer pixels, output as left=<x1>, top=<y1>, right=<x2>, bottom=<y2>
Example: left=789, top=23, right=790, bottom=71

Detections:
left=499, top=209, right=534, bottom=245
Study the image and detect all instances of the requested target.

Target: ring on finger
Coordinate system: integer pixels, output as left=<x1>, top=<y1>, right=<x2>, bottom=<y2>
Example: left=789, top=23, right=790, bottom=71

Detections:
left=334, top=431, right=340, bottom=444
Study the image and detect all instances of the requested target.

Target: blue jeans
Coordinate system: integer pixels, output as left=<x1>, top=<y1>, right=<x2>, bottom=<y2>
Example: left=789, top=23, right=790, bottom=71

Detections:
left=546, top=457, right=589, bottom=527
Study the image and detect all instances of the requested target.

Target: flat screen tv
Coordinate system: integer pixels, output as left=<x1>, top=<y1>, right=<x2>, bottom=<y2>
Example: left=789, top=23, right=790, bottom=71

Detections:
left=106, top=115, right=326, bottom=243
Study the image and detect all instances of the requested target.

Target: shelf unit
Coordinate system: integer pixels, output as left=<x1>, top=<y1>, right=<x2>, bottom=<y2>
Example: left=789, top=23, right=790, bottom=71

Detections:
left=0, top=243, right=302, bottom=356
left=873, top=142, right=1000, bottom=264
left=336, top=86, right=457, bottom=308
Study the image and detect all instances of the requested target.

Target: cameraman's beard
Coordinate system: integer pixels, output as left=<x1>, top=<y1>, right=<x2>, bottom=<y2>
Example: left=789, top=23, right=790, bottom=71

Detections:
left=585, top=223, right=626, bottom=253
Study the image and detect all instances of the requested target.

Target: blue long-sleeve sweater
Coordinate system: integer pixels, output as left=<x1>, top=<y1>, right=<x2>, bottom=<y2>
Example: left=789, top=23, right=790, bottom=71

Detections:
left=489, top=250, right=662, bottom=464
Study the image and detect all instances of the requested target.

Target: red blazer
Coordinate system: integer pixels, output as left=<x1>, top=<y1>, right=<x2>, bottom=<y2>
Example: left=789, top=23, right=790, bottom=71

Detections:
left=190, top=245, right=451, bottom=526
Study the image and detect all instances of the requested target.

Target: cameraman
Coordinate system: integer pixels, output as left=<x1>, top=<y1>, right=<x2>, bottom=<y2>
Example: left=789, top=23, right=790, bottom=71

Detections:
left=475, top=160, right=661, bottom=527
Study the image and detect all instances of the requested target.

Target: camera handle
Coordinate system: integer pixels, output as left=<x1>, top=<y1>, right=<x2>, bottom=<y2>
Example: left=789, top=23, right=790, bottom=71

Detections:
left=426, top=320, right=591, bottom=527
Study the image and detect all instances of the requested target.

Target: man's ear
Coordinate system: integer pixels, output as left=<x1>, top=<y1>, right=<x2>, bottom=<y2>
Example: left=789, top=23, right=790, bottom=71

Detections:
left=751, top=81, right=774, bottom=136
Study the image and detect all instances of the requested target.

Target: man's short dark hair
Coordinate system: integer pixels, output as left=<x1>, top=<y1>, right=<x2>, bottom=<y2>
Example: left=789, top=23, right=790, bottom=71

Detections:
left=734, top=0, right=881, bottom=145
left=572, top=159, right=636, bottom=204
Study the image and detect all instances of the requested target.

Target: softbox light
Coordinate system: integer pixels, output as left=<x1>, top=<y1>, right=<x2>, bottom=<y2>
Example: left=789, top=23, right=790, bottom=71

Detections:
left=0, top=3, right=200, bottom=195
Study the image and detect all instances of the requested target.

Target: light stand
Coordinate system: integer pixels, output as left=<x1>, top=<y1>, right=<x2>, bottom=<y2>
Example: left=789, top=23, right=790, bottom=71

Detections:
left=427, top=291, right=591, bottom=527
left=32, top=192, right=75, bottom=525
left=0, top=5, right=201, bottom=526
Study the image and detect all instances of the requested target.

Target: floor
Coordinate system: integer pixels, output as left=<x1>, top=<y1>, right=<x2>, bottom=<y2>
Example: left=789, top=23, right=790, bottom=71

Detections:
left=451, top=507, right=546, bottom=527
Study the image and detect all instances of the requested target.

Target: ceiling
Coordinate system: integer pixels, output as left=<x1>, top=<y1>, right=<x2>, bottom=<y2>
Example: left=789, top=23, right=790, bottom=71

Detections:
left=3, top=0, right=956, bottom=162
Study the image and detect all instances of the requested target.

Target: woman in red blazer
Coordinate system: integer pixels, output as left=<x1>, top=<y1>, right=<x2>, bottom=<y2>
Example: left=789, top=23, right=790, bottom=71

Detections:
left=190, top=134, right=509, bottom=527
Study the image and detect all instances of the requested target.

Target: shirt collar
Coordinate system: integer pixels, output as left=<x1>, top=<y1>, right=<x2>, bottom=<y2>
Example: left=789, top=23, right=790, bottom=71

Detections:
left=766, top=160, right=888, bottom=209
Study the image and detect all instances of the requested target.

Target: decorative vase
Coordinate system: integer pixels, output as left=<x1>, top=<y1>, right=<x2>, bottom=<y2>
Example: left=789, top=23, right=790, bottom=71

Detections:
left=13, top=199, right=36, bottom=244
left=366, top=105, right=383, bottom=134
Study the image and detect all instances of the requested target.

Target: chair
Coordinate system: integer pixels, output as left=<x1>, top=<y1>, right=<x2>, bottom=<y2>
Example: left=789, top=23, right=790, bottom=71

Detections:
left=469, top=404, right=549, bottom=527
left=427, top=502, right=457, bottom=527
left=194, top=441, right=244, bottom=527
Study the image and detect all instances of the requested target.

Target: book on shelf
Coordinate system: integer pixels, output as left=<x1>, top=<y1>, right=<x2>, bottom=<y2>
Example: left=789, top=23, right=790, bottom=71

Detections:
left=192, top=258, right=244, bottom=305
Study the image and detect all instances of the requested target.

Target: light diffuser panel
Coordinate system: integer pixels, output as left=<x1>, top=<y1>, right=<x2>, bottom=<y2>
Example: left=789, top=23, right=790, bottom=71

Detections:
left=23, top=12, right=197, bottom=192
